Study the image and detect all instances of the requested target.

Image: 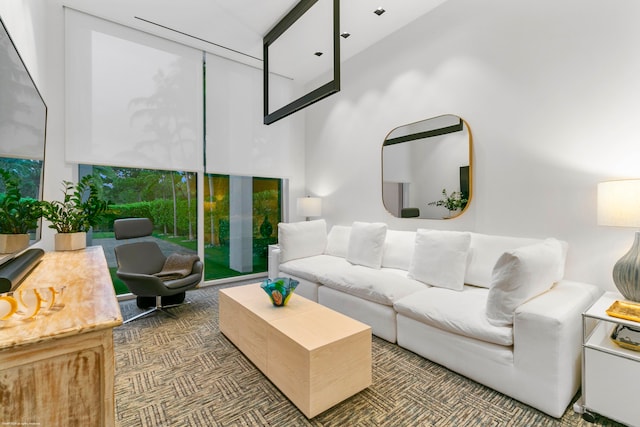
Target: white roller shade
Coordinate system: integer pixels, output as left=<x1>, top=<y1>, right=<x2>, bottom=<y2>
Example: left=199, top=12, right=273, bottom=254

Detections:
left=65, top=9, right=203, bottom=172
left=205, top=53, right=297, bottom=178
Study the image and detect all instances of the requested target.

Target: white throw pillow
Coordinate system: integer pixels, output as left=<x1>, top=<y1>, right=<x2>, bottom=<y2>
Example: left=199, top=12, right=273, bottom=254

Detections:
left=278, top=219, right=328, bottom=263
left=486, top=238, right=564, bottom=326
left=346, top=222, right=388, bottom=268
left=464, top=233, right=544, bottom=288
left=408, top=229, right=471, bottom=291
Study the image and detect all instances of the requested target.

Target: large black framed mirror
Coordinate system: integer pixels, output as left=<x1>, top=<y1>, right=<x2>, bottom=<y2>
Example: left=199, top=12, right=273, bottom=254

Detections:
left=0, top=16, right=47, bottom=260
left=382, top=115, right=472, bottom=220
left=263, top=0, right=340, bottom=125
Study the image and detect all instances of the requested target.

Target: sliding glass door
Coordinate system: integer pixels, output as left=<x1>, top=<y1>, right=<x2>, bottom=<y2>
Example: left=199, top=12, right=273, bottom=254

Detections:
left=82, top=166, right=283, bottom=294
left=203, top=174, right=282, bottom=281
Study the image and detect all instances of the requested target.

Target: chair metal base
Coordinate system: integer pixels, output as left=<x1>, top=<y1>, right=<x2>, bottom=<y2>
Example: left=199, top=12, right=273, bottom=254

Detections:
left=123, top=295, right=190, bottom=324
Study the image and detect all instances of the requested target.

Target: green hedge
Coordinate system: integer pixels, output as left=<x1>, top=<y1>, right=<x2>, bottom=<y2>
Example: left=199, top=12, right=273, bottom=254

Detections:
left=98, top=199, right=196, bottom=236
left=99, top=196, right=276, bottom=242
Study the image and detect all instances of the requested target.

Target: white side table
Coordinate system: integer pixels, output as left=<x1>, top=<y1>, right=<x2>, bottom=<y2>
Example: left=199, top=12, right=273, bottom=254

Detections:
left=577, top=291, right=640, bottom=426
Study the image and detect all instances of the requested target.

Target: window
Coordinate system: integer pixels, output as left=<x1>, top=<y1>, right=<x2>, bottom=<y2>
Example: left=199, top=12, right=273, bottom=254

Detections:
left=84, top=165, right=197, bottom=295
left=65, top=11, right=294, bottom=295
left=84, top=165, right=283, bottom=294
left=203, top=174, right=282, bottom=281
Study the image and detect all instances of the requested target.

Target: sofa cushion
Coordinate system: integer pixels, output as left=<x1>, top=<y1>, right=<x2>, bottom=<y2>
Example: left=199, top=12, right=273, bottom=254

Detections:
left=346, top=222, right=387, bottom=269
left=382, top=230, right=417, bottom=270
left=486, top=238, right=564, bottom=326
left=278, top=219, right=327, bottom=263
left=325, top=225, right=351, bottom=258
left=394, top=287, right=514, bottom=346
left=408, top=229, right=471, bottom=291
left=319, top=265, right=429, bottom=306
left=279, top=254, right=351, bottom=283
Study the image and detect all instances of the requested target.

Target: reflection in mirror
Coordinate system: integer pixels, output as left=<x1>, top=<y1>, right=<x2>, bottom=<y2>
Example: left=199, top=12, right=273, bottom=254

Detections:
left=264, top=0, right=340, bottom=125
left=382, top=115, right=471, bottom=220
left=0, top=16, right=47, bottom=259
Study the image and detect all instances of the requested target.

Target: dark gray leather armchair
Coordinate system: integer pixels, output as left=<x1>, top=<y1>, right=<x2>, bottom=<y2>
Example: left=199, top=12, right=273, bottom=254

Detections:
left=114, top=218, right=202, bottom=323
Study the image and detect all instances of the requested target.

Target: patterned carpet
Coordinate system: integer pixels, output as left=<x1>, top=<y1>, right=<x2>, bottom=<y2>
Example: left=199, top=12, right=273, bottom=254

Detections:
left=114, top=284, right=622, bottom=427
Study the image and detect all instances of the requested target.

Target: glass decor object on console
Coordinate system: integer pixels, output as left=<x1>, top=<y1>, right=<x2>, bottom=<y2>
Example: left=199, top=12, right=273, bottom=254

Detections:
left=0, top=286, right=66, bottom=323
left=261, top=277, right=299, bottom=306
left=264, top=0, right=340, bottom=125
left=0, top=16, right=47, bottom=262
left=382, top=115, right=472, bottom=220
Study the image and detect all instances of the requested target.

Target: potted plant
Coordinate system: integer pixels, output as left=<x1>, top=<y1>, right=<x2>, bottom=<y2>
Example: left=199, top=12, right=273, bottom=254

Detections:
left=428, top=188, right=468, bottom=218
left=0, top=168, right=42, bottom=253
left=42, top=175, right=109, bottom=251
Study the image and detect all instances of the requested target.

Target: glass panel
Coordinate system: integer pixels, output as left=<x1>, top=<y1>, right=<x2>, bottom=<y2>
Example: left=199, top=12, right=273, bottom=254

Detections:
left=203, top=174, right=281, bottom=281
left=0, top=158, right=43, bottom=243
left=83, top=165, right=198, bottom=296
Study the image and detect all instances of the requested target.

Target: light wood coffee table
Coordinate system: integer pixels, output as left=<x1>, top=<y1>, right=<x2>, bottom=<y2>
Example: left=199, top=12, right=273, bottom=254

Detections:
left=219, top=283, right=372, bottom=418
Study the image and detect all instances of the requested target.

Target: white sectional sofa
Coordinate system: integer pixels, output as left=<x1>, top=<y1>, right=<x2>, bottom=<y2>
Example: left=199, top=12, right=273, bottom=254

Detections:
left=269, top=219, right=602, bottom=418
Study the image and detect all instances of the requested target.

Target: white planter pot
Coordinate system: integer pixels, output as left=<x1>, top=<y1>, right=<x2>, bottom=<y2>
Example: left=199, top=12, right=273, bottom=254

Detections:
left=0, top=234, right=30, bottom=254
left=54, top=232, right=87, bottom=251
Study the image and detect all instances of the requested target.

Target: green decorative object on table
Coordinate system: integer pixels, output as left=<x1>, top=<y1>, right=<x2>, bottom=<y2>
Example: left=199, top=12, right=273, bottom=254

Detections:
left=261, top=277, right=299, bottom=307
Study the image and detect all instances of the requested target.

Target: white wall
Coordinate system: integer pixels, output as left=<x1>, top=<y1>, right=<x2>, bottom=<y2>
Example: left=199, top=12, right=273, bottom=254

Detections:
left=305, top=0, right=640, bottom=291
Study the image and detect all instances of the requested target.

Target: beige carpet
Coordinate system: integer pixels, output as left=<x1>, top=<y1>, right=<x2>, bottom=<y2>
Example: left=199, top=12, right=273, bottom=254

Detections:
left=114, top=284, right=622, bottom=426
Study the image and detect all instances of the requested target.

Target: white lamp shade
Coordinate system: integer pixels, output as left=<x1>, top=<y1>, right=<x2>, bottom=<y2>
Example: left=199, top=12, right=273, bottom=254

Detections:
left=297, top=197, right=322, bottom=218
left=597, top=180, right=640, bottom=227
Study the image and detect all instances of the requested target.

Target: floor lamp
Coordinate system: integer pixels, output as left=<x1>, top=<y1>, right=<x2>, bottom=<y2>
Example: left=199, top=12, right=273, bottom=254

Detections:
left=598, top=179, right=640, bottom=302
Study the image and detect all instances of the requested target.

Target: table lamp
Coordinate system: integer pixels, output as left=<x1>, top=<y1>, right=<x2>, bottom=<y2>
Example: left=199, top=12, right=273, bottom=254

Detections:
left=297, top=197, right=322, bottom=221
left=597, top=179, right=640, bottom=301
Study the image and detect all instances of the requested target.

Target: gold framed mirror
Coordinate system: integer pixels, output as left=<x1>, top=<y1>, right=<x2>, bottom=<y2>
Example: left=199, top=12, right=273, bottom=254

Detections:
left=382, top=115, right=472, bottom=219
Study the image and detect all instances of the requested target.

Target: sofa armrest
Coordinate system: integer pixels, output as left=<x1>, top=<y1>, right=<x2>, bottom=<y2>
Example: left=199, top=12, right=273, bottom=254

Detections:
left=515, top=280, right=602, bottom=364
left=512, top=280, right=602, bottom=414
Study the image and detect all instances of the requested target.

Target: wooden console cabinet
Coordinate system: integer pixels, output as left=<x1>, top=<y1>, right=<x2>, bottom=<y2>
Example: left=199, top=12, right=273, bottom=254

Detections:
left=0, top=246, right=122, bottom=426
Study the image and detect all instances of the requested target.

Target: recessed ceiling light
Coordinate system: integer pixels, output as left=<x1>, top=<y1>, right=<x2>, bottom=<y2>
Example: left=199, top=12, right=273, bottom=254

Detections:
left=374, top=7, right=385, bottom=16
left=314, top=51, right=323, bottom=56
left=340, top=32, right=351, bottom=39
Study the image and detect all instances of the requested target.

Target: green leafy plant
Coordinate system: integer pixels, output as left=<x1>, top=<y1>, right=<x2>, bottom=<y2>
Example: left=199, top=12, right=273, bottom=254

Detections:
left=0, top=168, right=43, bottom=234
left=42, top=175, right=109, bottom=233
left=428, top=188, right=468, bottom=218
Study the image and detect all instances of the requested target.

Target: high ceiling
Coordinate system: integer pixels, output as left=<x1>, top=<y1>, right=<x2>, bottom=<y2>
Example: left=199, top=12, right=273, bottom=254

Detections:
left=63, top=0, right=448, bottom=73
